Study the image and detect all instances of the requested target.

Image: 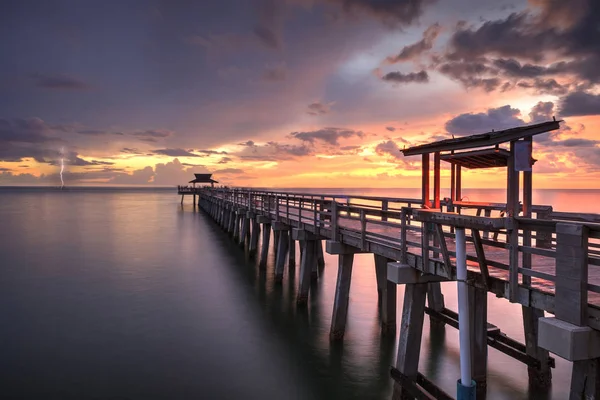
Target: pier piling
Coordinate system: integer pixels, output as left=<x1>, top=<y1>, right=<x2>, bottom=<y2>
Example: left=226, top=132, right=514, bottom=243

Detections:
left=258, top=217, right=271, bottom=269
left=330, top=253, right=354, bottom=340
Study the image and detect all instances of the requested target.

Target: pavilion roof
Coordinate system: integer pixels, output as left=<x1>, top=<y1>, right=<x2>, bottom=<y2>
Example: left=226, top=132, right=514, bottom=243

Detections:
left=401, top=120, right=561, bottom=157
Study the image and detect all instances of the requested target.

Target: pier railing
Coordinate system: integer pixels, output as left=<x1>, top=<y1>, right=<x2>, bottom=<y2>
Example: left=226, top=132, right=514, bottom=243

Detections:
left=196, top=187, right=600, bottom=325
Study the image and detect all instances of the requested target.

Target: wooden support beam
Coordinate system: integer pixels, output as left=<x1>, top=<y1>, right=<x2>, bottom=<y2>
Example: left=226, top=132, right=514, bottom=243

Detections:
left=375, top=254, right=396, bottom=334
left=434, top=224, right=451, bottom=279
left=249, top=219, right=260, bottom=258
left=330, top=253, right=354, bottom=340
left=393, top=283, right=427, bottom=400
left=433, top=151, right=441, bottom=209
left=422, top=153, right=430, bottom=208
left=317, top=240, right=325, bottom=270
left=273, top=230, right=281, bottom=259
left=297, top=239, right=317, bottom=306
left=326, top=241, right=369, bottom=255
left=274, top=230, right=289, bottom=283
left=523, top=307, right=553, bottom=387
left=450, top=163, right=456, bottom=204
left=259, top=222, right=271, bottom=269
left=570, top=359, right=600, bottom=400
left=382, top=200, right=389, bottom=222
left=288, top=234, right=296, bottom=268
left=555, top=223, right=589, bottom=325
left=472, top=229, right=490, bottom=289
left=233, top=213, right=241, bottom=241
left=240, top=216, right=250, bottom=246
left=508, top=218, right=520, bottom=303
left=456, top=165, right=462, bottom=203
left=469, top=285, right=488, bottom=398
left=311, top=243, right=319, bottom=281
left=427, top=282, right=445, bottom=314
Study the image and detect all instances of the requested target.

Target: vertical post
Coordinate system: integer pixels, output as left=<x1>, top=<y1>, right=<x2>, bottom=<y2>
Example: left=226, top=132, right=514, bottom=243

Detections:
left=456, top=227, right=475, bottom=397
left=555, top=223, right=589, bottom=325
left=233, top=211, right=241, bottom=241
left=259, top=222, right=271, bottom=269
left=288, top=234, right=296, bottom=267
left=450, top=163, right=456, bottom=202
left=433, top=151, right=441, bottom=209
left=330, top=253, right=354, bottom=340
left=297, top=239, right=316, bottom=306
left=507, top=141, right=520, bottom=302
left=382, top=200, right=388, bottom=222
left=392, top=283, right=427, bottom=400
left=375, top=254, right=396, bottom=334
left=249, top=217, right=260, bottom=257
left=274, top=230, right=289, bottom=283
left=317, top=240, right=325, bottom=270
left=331, top=200, right=338, bottom=242
left=422, top=153, right=430, bottom=208
left=456, top=165, right=462, bottom=202
left=469, top=285, right=488, bottom=397
left=535, top=206, right=553, bottom=249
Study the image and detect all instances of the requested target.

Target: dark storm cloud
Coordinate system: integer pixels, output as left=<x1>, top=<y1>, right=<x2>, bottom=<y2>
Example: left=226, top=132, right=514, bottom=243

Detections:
left=0, top=118, right=60, bottom=143
left=529, top=101, right=555, bottom=123
left=236, top=141, right=313, bottom=161
left=381, top=70, right=429, bottom=84
left=120, top=148, right=142, bottom=154
left=151, top=148, right=200, bottom=157
left=132, top=130, right=173, bottom=139
left=386, top=23, right=441, bottom=63
left=545, top=138, right=600, bottom=147
left=196, top=149, right=228, bottom=155
left=332, top=0, right=437, bottom=26
left=492, top=58, right=568, bottom=78
left=69, top=157, right=115, bottom=166
left=385, top=126, right=395, bottom=132
left=559, top=91, right=600, bottom=117
left=421, top=0, right=600, bottom=106
left=445, top=105, right=524, bottom=136
left=30, top=73, right=90, bottom=90
left=289, top=127, right=365, bottom=145
left=307, top=102, right=332, bottom=116
left=516, top=78, right=569, bottom=95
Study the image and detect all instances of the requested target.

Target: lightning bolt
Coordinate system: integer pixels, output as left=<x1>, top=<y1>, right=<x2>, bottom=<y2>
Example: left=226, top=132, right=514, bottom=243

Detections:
left=60, top=147, right=65, bottom=189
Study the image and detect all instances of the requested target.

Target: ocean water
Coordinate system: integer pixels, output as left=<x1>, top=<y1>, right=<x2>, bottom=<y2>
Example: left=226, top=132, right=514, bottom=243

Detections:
left=0, top=187, right=598, bottom=399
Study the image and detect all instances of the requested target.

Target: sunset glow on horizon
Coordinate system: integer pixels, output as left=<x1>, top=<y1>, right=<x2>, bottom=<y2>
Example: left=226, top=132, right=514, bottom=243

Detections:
left=2, top=0, right=599, bottom=189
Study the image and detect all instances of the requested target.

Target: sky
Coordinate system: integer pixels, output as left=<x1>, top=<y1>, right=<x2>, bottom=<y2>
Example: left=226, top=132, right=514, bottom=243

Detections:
left=1, top=0, right=600, bottom=188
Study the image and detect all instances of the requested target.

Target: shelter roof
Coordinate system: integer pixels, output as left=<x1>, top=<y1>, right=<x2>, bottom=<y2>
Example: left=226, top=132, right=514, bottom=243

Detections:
left=189, top=173, right=219, bottom=184
left=440, top=148, right=512, bottom=169
left=401, top=120, right=561, bottom=157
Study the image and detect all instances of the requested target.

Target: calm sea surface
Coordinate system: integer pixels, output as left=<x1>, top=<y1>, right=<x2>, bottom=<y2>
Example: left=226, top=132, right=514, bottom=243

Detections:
left=1, top=187, right=599, bottom=399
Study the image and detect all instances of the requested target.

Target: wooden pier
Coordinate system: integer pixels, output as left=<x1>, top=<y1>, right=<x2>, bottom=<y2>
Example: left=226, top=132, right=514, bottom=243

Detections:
left=183, top=121, right=600, bottom=399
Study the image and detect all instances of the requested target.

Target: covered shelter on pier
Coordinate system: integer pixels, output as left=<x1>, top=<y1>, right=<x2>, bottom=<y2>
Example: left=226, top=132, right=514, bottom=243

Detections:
left=400, top=119, right=562, bottom=217
left=189, top=173, right=218, bottom=188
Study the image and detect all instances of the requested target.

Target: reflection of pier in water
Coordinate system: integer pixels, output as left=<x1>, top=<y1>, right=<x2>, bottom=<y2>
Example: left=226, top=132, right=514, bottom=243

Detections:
left=184, top=120, right=600, bottom=399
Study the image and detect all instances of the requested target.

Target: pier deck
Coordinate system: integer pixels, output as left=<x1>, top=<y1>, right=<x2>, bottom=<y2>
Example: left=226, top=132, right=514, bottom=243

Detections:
left=196, top=188, right=600, bottom=320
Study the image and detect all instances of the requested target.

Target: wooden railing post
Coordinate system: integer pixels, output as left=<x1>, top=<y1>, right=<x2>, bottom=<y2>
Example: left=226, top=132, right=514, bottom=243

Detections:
left=332, top=200, right=338, bottom=242
left=508, top=218, right=520, bottom=303
left=360, top=209, right=366, bottom=251
left=382, top=200, right=388, bottom=222
left=400, top=208, right=408, bottom=264
left=535, top=206, right=553, bottom=249
left=555, top=223, right=589, bottom=325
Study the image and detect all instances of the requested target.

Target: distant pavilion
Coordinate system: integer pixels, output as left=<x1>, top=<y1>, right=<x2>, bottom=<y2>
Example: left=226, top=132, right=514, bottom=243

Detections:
left=189, top=173, right=218, bottom=188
